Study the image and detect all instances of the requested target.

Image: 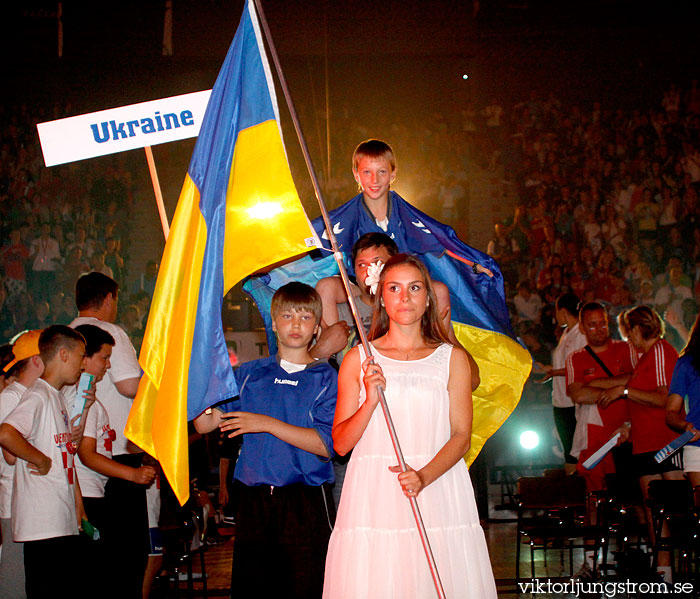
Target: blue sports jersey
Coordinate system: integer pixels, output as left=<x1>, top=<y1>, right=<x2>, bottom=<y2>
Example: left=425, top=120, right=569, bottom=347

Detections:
left=669, top=354, right=700, bottom=447
left=218, top=355, right=337, bottom=486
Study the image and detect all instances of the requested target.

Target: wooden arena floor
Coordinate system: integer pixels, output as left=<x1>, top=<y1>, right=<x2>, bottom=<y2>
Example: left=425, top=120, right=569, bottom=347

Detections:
left=163, top=519, right=588, bottom=598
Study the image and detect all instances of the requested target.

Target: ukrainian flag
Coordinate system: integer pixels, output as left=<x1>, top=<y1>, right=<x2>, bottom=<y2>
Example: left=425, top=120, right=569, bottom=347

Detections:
left=125, top=0, right=314, bottom=505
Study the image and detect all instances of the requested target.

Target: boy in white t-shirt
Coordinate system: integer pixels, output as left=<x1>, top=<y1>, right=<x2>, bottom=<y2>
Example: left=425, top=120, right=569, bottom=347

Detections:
left=0, top=325, right=87, bottom=599
left=0, top=330, right=44, bottom=599
left=67, top=324, right=156, bottom=590
left=70, top=272, right=149, bottom=597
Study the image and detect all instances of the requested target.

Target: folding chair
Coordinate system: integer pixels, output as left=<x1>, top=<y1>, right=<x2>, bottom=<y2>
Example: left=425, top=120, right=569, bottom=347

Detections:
left=157, top=507, right=209, bottom=598
left=515, top=474, right=601, bottom=583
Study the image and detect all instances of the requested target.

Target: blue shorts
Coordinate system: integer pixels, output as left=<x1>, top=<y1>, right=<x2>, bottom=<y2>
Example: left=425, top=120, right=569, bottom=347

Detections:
left=148, top=526, right=163, bottom=556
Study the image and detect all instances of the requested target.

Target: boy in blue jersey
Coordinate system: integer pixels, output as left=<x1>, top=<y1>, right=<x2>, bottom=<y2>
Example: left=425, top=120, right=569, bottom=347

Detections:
left=194, top=282, right=337, bottom=599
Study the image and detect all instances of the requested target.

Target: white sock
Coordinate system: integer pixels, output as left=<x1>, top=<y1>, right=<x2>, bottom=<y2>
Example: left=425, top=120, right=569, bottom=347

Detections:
left=657, top=566, right=672, bottom=583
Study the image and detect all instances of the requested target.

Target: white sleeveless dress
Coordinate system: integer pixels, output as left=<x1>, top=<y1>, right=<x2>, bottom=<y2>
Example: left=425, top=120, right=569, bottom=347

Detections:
left=323, top=343, right=497, bottom=599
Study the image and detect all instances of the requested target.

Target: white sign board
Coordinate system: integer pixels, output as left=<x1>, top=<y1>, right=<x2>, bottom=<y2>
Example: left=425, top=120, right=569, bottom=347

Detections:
left=37, top=89, right=212, bottom=167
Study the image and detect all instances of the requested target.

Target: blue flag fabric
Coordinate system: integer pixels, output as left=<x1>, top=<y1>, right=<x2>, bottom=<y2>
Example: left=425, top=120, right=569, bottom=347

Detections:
left=312, top=191, right=514, bottom=337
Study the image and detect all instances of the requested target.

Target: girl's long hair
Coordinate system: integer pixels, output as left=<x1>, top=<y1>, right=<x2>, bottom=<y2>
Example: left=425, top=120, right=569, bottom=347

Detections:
left=368, top=253, right=451, bottom=345
left=681, top=314, right=700, bottom=374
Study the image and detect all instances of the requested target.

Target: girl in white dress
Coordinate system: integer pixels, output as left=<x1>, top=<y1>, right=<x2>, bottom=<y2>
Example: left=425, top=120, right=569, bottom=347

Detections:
left=323, top=254, right=497, bottom=599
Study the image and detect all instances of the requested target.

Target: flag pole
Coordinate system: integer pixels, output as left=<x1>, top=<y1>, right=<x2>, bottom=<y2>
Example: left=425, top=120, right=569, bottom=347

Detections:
left=250, top=2, right=446, bottom=597
left=144, top=146, right=170, bottom=240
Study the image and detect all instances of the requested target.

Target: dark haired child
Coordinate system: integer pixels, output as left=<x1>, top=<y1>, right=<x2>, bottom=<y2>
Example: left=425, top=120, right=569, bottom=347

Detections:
left=71, top=272, right=147, bottom=598
left=67, top=324, right=156, bottom=591
left=313, top=232, right=399, bottom=364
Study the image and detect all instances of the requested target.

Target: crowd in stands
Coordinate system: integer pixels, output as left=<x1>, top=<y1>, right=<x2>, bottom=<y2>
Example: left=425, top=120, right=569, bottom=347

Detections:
left=485, top=83, right=700, bottom=361
left=0, top=102, right=158, bottom=350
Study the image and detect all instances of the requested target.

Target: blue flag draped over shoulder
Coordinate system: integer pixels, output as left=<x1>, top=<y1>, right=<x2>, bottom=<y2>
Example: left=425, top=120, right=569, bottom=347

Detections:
left=244, top=191, right=531, bottom=465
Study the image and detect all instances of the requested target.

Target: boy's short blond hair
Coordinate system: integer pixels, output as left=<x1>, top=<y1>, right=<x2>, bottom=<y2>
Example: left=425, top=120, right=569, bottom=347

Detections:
left=271, top=282, right=323, bottom=324
left=352, top=139, right=396, bottom=172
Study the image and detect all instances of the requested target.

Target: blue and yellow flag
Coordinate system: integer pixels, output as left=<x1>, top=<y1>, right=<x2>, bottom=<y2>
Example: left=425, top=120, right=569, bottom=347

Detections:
left=125, top=0, right=314, bottom=505
left=244, top=191, right=531, bottom=466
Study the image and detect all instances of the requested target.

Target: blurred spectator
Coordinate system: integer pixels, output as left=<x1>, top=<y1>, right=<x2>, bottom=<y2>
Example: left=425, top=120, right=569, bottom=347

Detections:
left=633, top=188, right=660, bottom=243
left=65, top=225, right=95, bottom=260
left=654, top=266, right=693, bottom=316
left=518, top=322, right=551, bottom=404
left=486, top=223, right=520, bottom=288
left=513, top=280, right=542, bottom=324
left=665, top=298, right=699, bottom=351
left=89, top=247, right=114, bottom=278
left=131, top=260, right=159, bottom=300
left=1, top=228, right=29, bottom=299
left=60, top=245, right=90, bottom=295
left=30, top=299, right=51, bottom=329
left=48, top=292, right=74, bottom=326
left=0, top=288, right=15, bottom=340
left=28, top=223, right=60, bottom=302
left=623, top=247, right=652, bottom=296
left=131, top=291, right=152, bottom=329
left=118, top=304, right=144, bottom=354
left=104, top=237, right=125, bottom=287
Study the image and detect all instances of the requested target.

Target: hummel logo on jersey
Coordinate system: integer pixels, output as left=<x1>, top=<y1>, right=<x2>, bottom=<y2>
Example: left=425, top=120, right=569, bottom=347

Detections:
left=274, top=377, right=299, bottom=386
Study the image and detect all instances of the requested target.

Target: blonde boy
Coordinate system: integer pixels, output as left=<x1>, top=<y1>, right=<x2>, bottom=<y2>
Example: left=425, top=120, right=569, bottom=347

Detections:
left=195, top=282, right=336, bottom=599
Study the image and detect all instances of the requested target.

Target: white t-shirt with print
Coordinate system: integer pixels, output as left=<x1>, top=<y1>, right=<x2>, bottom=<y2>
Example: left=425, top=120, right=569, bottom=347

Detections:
left=4, top=379, right=78, bottom=542
left=0, top=382, right=27, bottom=518
left=70, top=317, right=142, bottom=456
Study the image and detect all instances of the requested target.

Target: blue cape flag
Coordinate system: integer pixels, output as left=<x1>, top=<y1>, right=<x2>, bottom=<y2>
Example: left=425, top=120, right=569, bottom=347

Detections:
left=312, top=191, right=514, bottom=336
left=244, top=191, right=514, bottom=348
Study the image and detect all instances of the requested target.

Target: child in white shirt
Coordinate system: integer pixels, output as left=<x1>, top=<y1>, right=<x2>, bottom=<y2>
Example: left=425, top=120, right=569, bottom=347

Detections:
left=0, top=325, right=87, bottom=599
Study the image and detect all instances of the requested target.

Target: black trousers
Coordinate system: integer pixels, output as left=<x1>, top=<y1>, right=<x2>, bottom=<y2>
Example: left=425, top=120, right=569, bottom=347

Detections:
left=553, top=406, right=578, bottom=464
left=80, top=496, right=107, bottom=591
left=102, top=453, right=149, bottom=599
left=231, top=481, right=335, bottom=599
left=24, top=535, right=80, bottom=599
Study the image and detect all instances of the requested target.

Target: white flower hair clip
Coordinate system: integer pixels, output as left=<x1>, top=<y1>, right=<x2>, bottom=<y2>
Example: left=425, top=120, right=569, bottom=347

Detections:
left=364, top=261, right=385, bottom=295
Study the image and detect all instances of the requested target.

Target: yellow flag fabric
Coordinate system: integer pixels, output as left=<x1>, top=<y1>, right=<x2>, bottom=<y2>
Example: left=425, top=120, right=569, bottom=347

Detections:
left=453, top=322, right=532, bottom=466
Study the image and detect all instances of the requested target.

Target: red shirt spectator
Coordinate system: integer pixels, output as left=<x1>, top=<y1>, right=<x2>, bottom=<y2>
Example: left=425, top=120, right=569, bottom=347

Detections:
left=626, top=338, right=678, bottom=454
left=566, top=340, right=635, bottom=432
left=566, top=338, right=635, bottom=491
left=1, top=230, right=30, bottom=293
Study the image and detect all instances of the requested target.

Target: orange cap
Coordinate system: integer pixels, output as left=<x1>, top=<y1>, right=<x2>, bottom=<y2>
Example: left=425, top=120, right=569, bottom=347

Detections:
left=3, top=330, right=42, bottom=373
